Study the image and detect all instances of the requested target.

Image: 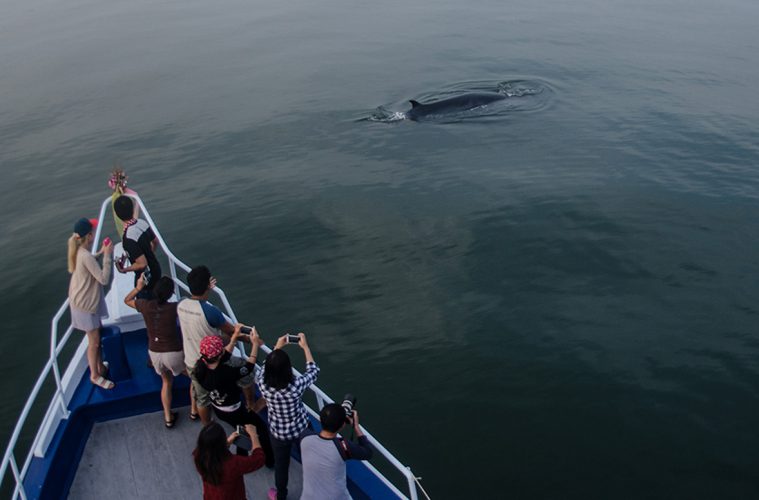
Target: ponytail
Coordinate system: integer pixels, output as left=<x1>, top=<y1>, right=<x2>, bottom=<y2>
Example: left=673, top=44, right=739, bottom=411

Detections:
left=67, top=233, right=82, bottom=273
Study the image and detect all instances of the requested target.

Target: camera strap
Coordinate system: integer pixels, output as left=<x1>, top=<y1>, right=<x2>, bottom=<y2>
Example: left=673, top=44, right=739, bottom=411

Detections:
left=335, top=437, right=351, bottom=460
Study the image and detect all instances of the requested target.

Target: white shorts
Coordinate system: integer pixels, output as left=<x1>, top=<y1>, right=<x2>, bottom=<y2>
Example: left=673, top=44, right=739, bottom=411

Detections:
left=148, top=350, right=185, bottom=376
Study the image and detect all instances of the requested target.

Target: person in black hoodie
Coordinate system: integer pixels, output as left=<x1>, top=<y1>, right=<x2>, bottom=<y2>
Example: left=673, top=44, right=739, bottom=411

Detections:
left=193, top=327, right=274, bottom=467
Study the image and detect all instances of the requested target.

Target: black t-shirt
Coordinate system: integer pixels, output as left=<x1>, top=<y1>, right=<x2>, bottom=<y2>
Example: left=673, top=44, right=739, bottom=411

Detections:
left=194, top=352, right=256, bottom=408
left=123, top=219, right=161, bottom=289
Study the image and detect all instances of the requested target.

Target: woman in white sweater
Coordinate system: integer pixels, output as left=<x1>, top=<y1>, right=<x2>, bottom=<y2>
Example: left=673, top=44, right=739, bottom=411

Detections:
left=68, top=217, right=114, bottom=389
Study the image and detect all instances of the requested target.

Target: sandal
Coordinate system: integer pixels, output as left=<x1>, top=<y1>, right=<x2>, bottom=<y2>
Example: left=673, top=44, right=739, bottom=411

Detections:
left=189, top=411, right=199, bottom=421
left=165, top=411, right=178, bottom=429
left=92, top=376, right=115, bottom=390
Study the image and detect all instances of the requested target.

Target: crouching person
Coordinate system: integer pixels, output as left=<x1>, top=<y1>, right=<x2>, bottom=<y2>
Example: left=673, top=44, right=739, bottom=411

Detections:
left=193, top=328, right=275, bottom=467
left=194, top=422, right=265, bottom=500
left=299, top=404, right=373, bottom=500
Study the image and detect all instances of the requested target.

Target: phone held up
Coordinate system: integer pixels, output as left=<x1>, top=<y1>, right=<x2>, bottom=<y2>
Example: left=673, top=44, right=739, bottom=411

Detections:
left=286, top=334, right=300, bottom=344
left=233, top=425, right=252, bottom=451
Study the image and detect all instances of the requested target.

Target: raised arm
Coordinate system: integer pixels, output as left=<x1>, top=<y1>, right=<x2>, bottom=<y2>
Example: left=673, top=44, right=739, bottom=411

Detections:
left=123, top=274, right=145, bottom=309
left=297, top=333, right=315, bottom=365
left=82, top=240, right=112, bottom=285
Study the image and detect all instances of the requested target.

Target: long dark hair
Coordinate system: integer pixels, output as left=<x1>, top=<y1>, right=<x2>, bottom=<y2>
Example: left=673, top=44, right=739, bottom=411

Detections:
left=194, top=422, right=230, bottom=485
left=263, top=349, right=294, bottom=390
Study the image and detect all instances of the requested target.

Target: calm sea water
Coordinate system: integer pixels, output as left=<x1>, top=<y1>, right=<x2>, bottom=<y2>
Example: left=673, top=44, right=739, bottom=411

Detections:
left=2, top=0, right=759, bottom=497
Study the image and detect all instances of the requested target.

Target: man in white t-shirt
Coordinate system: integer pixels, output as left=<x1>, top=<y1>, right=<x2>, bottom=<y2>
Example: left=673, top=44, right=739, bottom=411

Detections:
left=177, top=265, right=253, bottom=424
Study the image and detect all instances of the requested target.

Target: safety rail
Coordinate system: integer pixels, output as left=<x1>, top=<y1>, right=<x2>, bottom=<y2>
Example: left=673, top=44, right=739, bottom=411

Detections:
left=1, top=195, right=423, bottom=500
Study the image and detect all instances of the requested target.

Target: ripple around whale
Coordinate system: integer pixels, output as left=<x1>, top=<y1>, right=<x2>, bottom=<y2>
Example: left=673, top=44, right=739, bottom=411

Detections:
left=364, top=78, right=555, bottom=123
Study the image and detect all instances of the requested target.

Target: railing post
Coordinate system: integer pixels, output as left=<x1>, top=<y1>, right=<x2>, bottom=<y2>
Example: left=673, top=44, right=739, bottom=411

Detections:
left=406, top=468, right=419, bottom=500
left=10, top=455, right=27, bottom=500
left=169, top=260, right=180, bottom=299
left=50, top=314, right=70, bottom=419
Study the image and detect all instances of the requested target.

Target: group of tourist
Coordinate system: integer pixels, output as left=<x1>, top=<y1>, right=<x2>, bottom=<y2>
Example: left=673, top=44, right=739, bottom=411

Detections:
left=66, top=194, right=372, bottom=499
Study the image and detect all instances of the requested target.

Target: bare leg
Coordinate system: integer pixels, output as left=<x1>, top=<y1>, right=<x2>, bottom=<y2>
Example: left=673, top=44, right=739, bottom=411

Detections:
left=185, top=369, right=199, bottom=418
left=198, top=405, right=212, bottom=425
left=86, top=329, right=104, bottom=382
left=160, top=371, right=174, bottom=421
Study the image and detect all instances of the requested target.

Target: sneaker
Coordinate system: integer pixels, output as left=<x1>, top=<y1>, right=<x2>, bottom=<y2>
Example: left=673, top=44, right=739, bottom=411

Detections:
left=267, top=488, right=277, bottom=500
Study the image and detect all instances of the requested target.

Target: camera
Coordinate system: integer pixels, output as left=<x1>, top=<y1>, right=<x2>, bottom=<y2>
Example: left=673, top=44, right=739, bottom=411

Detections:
left=233, top=425, right=252, bottom=451
left=141, top=268, right=152, bottom=287
left=341, top=393, right=356, bottom=422
left=286, top=334, right=300, bottom=344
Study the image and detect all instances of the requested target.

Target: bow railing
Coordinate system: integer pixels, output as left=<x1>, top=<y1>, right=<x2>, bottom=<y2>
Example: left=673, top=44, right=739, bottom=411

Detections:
left=0, top=195, right=422, bottom=500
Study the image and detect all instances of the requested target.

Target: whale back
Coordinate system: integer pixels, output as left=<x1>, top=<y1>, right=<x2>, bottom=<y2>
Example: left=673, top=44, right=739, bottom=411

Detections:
left=406, top=92, right=505, bottom=120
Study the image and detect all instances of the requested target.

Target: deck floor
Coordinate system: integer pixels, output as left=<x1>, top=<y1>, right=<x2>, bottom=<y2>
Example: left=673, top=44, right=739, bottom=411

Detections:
left=69, top=407, right=302, bottom=499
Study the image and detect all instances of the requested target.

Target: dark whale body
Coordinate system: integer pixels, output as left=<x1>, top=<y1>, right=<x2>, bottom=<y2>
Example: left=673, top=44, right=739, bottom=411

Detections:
left=406, top=92, right=506, bottom=120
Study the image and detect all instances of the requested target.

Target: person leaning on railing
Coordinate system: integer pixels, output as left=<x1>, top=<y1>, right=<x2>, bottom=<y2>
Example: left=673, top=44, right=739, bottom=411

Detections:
left=193, top=421, right=265, bottom=500
left=67, top=217, right=114, bottom=390
left=254, top=333, right=319, bottom=500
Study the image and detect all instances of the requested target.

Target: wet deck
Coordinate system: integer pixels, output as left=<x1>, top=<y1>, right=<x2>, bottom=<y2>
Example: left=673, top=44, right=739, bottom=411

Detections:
left=69, top=407, right=302, bottom=499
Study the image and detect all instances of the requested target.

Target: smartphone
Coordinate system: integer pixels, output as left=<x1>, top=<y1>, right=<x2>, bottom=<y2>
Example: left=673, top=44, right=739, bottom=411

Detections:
left=240, top=326, right=252, bottom=334
left=233, top=425, right=252, bottom=451
left=286, top=334, right=300, bottom=344
left=103, top=237, right=111, bottom=247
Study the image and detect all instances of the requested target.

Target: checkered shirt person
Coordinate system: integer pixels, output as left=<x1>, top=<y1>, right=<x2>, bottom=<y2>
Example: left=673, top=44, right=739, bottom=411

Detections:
left=257, top=361, right=320, bottom=440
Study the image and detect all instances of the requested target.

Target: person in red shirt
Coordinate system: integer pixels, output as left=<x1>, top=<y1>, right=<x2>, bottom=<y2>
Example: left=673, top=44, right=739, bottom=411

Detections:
left=193, top=422, right=265, bottom=500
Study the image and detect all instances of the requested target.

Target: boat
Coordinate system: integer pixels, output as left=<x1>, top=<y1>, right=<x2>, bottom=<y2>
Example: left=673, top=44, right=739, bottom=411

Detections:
left=0, top=194, right=426, bottom=499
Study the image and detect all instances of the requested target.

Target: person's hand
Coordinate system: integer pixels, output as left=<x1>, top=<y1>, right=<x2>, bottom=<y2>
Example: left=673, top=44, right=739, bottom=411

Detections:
left=102, top=238, right=113, bottom=255
left=250, top=328, right=264, bottom=347
left=274, top=335, right=288, bottom=350
left=297, top=332, right=308, bottom=349
left=116, top=256, right=126, bottom=273
left=351, top=410, right=360, bottom=429
left=209, top=277, right=217, bottom=290
left=244, top=424, right=257, bottom=437
left=227, top=431, right=239, bottom=446
left=231, top=323, right=246, bottom=341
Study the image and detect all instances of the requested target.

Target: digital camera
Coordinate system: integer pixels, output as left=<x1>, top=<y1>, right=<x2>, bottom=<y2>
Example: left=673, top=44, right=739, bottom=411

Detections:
left=341, top=393, right=356, bottom=421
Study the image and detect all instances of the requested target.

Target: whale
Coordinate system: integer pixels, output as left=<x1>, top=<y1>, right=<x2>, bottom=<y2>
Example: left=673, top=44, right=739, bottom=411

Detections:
left=405, top=92, right=506, bottom=120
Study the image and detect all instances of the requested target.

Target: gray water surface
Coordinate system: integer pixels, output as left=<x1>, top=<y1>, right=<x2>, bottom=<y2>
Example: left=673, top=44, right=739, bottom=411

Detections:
left=2, top=0, right=759, bottom=497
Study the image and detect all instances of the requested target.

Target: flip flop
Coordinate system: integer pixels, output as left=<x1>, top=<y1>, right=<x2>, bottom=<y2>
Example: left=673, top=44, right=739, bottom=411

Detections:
left=165, top=411, right=178, bottom=429
left=189, top=411, right=199, bottom=421
left=92, top=376, right=115, bottom=390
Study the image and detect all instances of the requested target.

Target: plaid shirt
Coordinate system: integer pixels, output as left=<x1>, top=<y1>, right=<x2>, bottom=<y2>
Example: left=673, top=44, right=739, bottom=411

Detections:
left=257, top=361, right=320, bottom=440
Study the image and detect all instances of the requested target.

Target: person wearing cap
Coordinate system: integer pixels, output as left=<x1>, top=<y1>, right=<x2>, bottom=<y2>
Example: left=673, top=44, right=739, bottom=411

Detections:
left=67, top=217, right=114, bottom=389
left=193, top=328, right=274, bottom=467
left=178, top=265, right=255, bottom=425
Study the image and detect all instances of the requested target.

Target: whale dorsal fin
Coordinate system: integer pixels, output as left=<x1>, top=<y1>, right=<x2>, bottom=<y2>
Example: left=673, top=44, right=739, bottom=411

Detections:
left=409, top=100, right=422, bottom=108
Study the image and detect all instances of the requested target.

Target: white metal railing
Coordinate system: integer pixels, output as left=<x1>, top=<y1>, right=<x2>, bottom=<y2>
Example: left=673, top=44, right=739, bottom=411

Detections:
left=1, top=195, right=423, bottom=500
